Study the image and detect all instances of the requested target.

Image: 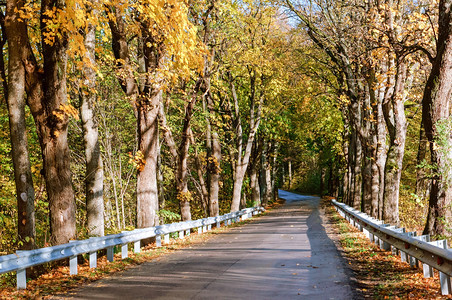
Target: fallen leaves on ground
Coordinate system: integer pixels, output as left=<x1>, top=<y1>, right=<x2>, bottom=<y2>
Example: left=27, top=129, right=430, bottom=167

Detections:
left=323, top=200, right=445, bottom=299
left=0, top=214, right=263, bottom=300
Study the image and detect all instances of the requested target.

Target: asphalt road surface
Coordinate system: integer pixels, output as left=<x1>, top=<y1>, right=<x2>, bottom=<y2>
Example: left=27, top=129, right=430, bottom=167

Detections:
left=60, top=190, right=355, bottom=299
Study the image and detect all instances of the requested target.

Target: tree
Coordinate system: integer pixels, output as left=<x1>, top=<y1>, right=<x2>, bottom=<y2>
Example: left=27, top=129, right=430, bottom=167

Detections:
left=80, top=0, right=104, bottom=237
left=107, top=0, right=201, bottom=228
left=422, top=0, right=452, bottom=236
left=4, top=0, right=36, bottom=249
left=5, top=0, right=80, bottom=245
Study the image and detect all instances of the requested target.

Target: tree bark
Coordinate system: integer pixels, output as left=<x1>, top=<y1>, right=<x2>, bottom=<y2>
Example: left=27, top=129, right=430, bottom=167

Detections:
left=136, top=91, right=160, bottom=228
left=21, top=0, right=78, bottom=245
left=382, top=60, right=408, bottom=225
left=229, top=73, right=262, bottom=212
left=422, top=0, right=452, bottom=236
left=188, top=129, right=209, bottom=216
left=376, top=87, right=387, bottom=219
left=4, top=0, right=36, bottom=249
left=109, top=7, right=162, bottom=229
left=249, top=137, right=263, bottom=206
left=415, top=124, right=431, bottom=202
left=80, top=2, right=104, bottom=237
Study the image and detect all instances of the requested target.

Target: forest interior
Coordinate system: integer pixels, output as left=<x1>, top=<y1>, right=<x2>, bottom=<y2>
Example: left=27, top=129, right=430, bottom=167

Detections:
left=1, top=0, right=452, bottom=292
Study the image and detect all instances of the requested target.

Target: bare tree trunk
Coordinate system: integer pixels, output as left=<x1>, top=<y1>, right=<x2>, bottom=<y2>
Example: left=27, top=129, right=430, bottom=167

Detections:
left=422, top=0, right=452, bottom=236
left=352, top=132, right=362, bottom=210
left=109, top=8, right=163, bottom=230
left=23, top=0, right=78, bottom=245
left=376, top=88, right=387, bottom=219
left=415, top=124, right=431, bottom=202
left=249, top=137, right=262, bottom=206
left=229, top=73, right=262, bottom=212
left=288, top=160, right=292, bottom=190
left=382, top=60, right=408, bottom=225
left=250, top=167, right=261, bottom=206
left=176, top=87, right=202, bottom=221
left=203, top=87, right=221, bottom=217
left=208, top=129, right=221, bottom=216
left=189, top=129, right=209, bottom=216
left=341, top=130, right=350, bottom=204
left=4, top=2, right=36, bottom=249
left=136, top=91, right=160, bottom=228
left=80, top=2, right=104, bottom=236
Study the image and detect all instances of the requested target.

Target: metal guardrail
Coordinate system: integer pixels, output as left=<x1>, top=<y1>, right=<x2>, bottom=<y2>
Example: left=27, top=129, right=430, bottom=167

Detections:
left=332, top=200, right=452, bottom=295
left=0, top=206, right=264, bottom=289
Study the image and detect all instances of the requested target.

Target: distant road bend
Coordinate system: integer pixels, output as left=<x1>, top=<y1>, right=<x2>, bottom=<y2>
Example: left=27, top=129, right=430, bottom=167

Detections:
left=61, top=190, right=355, bottom=300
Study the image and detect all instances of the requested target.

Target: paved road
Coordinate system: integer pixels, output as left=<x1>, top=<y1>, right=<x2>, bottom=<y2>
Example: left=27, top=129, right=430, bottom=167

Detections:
left=61, top=191, right=355, bottom=299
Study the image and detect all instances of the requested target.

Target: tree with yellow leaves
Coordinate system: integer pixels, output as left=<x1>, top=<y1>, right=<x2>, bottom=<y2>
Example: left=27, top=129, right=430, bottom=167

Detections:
left=106, top=0, right=202, bottom=229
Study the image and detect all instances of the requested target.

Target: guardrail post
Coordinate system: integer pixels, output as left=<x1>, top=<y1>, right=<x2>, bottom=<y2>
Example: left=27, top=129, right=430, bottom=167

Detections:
left=185, top=229, right=190, bottom=237
left=107, top=246, right=114, bottom=262
left=400, top=247, right=408, bottom=263
left=89, top=251, right=97, bottom=268
left=423, top=262, right=434, bottom=278
left=399, top=232, right=416, bottom=265
left=156, top=235, right=162, bottom=247
left=69, top=241, right=78, bottom=275
left=164, top=234, right=170, bottom=244
left=121, top=243, right=128, bottom=259
left=379, top=225, right=391, bottom=251
left=17, top=268, right=26, bottom=290
left=198, top=227, right=202, bottom=234
left=216, top=220, right=221, bottom=228
left=414, top=234, right=433, bottom=277
left=134, top=240, right=141, bottom=253
left=88, top=238, right=97, bottom=268
left=179, top=230, right=185, bottom=239
left=363, top=225, right=370, bottom=239
left=16, top=250, right=27, bottom=289
left=437, top=240, right=452, bottom=295
left=408, top=232, right=418, bottom=268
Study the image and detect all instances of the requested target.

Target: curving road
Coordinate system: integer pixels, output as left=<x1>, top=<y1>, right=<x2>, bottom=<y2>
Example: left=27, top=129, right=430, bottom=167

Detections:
left=60, top=190, right=355, bottom=299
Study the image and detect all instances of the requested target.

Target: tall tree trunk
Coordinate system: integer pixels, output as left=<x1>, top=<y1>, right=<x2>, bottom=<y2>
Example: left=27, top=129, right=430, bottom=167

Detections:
left=382, top=60, right=408, bottom=225
left=250, top=166, right=261, bottom=206
left=208, top=129, right=221, bottom=216
left=109, top=8, right=163, bottom=229
left=415, top=123, right=431, bottom=203
left=176, top=88, right=201, bottom=221
left=361, top=89, right=373, bottom=214
left=376, top=88, right=387, bottom=219
left=203, top=82, right=221, bottom=217
left=4, top=1, right=36, bottom=249
left=262, top=140, right=273, bottom=205
left=136, top=91, right=160, bottom=228
left=189, top=129, right=209, bottom=216
left=229, top=73, right=262, bottom=212
left=249, top=137, right=262, bottom=206
left=80, top=3, right=104, bottom=237
left=288, top=160, right=292, bottom=190
left=422, top=0, right=452, bottom=236
left=341, top=130, right=350, bottom=204
left=25, top=0, right=77, bottom=245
